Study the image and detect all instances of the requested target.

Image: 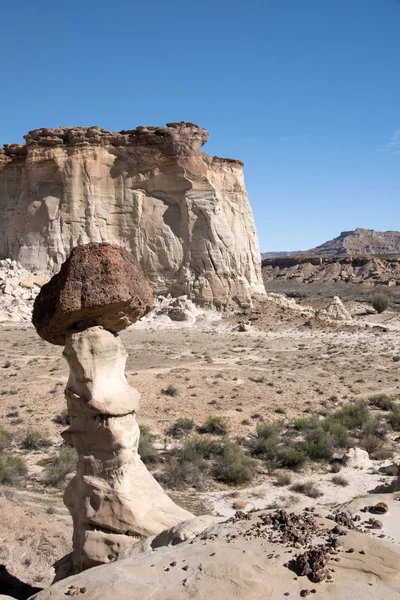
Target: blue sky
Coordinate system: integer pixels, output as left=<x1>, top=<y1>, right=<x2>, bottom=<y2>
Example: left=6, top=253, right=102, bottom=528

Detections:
left=1, top=0, right=399, bottom=251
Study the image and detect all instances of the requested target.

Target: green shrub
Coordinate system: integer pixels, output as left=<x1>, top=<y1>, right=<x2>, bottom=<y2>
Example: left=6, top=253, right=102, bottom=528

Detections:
left=278, top=444, right=307, bottom=469
left=361, top=418, right=387, bottom=439
left=330, top=401, right=369, bottom=430
left=359, top=433, right=381, bottom=455
left=214, top=440, right=254, bottom=485
left=302, top=428, right=333, bottom=460
left=169, top=418, right=195, bottom=438
left=323, top=422, right=349, bottom=448
left=290, top=480, right=323, bottom=498
left=273, top=472, right=292, bottom=487
left=292, top=417, right=319, bottom=431
left=0, top=428, right=11, bottom=451
left=21, top=429, right=51, bottom=450
left=250, top=435, right=278, bottom=460
left=332, top=475, right=349, bottom=487
left=199, top=416, right=228, bottom=435
left=159, top=456, right=205, bottom=489
left=43, top=446, right=76, bottom=486
left=180, top=434, right=222, bottom=461
left=389, top=404, right=400, bottom=431
left=256, top=422, right=283, bottom=439
left=159, top=434, right=216, bottom=489
left=0, top=455, right=27, bottom=485
left=138, top=425, right=159, bottom=465
left=372, top=296, right=389, bottom=314
left=369, top=394, right=394, bottom=411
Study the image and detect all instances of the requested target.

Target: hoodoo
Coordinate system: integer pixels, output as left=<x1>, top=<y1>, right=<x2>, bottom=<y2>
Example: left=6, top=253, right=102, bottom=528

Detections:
left=0, top=122, right=264, bottom=308
left=32, top=243, right=193, bottom=577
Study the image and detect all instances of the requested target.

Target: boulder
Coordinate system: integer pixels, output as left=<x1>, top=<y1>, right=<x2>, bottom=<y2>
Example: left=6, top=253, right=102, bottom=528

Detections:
left=32, top=243, right=153, bottom=345
left=342, top=447, right=373, bottom=470
left=325, top=296, right=351, bottom=320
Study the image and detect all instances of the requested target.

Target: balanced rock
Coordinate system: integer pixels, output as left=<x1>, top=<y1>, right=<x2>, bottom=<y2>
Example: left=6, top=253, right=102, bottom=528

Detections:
left=32, top=243, right=153, bottom=345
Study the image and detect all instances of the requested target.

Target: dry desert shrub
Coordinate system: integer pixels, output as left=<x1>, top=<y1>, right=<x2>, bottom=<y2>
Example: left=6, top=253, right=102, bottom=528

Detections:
left=372, top=295, right=389, bottom=313
left=42, top=445, right=76, bottom=487
left=290, top=480, right=323, bottom=498
left=332, top=475, right=349, bottom=487
left=0, top=427, right=11, bottom=451
left=138, top=425, right=159, bottom=465
left=21, top=428, right=51, bottom=450
left=369, top=394, right=394, bottom=411
left=232, top=497, right=247, bottom=510
left=169, top=418, right=195, bottom=438
left=199, top=415, right=228, bottom=435
left=273, top=472, right=292, bottom=487
left=0, top=455, right=27, bottom=485
left=213, top=440, right=255, bottom=485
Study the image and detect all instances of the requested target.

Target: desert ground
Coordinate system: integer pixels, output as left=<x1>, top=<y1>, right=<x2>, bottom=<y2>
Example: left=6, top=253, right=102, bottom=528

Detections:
left=0, top=291, right=400, bottom=597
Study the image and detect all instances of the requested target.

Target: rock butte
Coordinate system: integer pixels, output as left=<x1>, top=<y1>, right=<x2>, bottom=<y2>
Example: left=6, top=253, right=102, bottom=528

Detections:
left=0, top=122, right=265, bottom=308
left=32, top=243, right=194, bottom=578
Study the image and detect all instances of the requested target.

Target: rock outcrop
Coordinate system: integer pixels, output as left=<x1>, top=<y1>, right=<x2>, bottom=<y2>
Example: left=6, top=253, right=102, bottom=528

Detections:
left=0, top=259, right=48, bottom=322
left=32, top=243, right=193, bottom=576
left=32, top=508, right=400, bottom=600
left=262, top=255, right=400, bottom=286
left=0, top=122, right=264, bottom=308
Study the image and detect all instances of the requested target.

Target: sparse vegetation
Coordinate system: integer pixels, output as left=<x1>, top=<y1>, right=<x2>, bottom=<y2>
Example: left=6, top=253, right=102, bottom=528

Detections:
left=372, top=295, right=389, bottom=314
left=169, top=418, right=195, bottom=438
left=162, top=384, right=180, bottom=397
left=53, top=409, right=71, bottom=426
left=199, top=415, right=228, bottom=435
left=273, top=472, right=292, bottom=487
left=43, top=445, right=76, bottom=486
left=232, top=497, right=247, bottom=510
left=290, top=480, right=323, bottom=498
left=0, top=455, right=27, bottom=485
left=278, top=444, right=307, bottom=469
left=214, top=440, right=254, bottom=485
left=0, top=427, right=11, bottom=451
left=332, top=475, right=349, bottom=487
left=329, top=401, right=370, bottom=430
left=388, top=404, right=400, bottom=431
left=21, top=429, right=51, bottom=450
left=369, top=394, right=394, bottom=411
left=138, top=425, right=159, bottom=465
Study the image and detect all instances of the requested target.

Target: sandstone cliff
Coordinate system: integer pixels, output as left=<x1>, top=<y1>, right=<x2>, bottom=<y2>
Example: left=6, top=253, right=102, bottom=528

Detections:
left=0, top=123, right=264, bottom=308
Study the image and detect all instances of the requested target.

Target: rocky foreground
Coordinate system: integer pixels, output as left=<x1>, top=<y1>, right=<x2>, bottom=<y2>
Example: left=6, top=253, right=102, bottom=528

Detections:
left=30, top=506, right=400, bottom=600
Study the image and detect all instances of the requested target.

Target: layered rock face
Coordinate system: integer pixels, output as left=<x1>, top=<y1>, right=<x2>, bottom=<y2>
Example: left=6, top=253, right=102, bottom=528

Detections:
left=32, top=244, right=193, bottom=576
left=0, top=122, right=264, bottom=308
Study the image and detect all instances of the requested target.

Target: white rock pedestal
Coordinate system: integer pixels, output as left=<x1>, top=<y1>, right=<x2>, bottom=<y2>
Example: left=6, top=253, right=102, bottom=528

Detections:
left=61, top=326, right=193, bottom=573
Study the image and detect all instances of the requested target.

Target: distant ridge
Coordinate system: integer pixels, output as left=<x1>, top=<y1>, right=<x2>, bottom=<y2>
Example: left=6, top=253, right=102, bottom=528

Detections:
left=262, top=228, right=400, bottom=259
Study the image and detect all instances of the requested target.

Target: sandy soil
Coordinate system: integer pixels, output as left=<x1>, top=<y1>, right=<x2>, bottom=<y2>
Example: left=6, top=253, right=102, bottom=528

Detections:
left=0, top=297, right=400, bottom=595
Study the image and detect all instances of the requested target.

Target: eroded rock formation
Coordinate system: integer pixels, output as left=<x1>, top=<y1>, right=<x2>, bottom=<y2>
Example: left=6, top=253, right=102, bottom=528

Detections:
left=0, top=122, right=264, bottom=308
left=32, top=243, right=193, bottom=575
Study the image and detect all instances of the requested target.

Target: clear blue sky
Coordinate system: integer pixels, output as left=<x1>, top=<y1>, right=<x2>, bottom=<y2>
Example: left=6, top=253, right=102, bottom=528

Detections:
left=1, top=0, right=399, bottom=251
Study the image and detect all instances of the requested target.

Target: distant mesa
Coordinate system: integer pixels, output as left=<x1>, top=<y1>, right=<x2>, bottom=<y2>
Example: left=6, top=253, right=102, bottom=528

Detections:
left=262, top=229, right=400, bottom=260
